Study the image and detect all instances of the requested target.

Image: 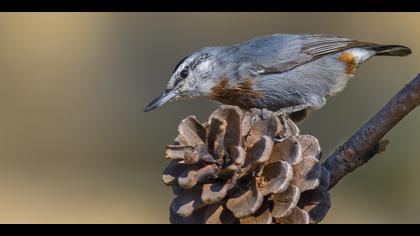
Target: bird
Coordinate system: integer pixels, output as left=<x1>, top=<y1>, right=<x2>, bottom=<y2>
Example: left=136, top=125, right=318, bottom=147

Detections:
left=144, top=33, right=411, bottom=123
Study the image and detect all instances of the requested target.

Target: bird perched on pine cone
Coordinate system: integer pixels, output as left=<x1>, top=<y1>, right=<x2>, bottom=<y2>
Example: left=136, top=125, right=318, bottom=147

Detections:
left=144, top=33, right=411, bottom=123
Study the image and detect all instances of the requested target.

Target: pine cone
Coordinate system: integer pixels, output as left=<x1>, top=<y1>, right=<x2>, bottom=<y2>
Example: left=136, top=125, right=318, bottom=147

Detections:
left=162, top=105, right=331, bottom=224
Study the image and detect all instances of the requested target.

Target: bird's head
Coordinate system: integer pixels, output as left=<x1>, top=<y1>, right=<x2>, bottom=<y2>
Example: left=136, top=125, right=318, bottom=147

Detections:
left=144, top=47, right=223, bottom=112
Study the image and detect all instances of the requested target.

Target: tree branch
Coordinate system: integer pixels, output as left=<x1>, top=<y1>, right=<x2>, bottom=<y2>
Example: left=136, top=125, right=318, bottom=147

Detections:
left=323, top=73, right=420, bottom=189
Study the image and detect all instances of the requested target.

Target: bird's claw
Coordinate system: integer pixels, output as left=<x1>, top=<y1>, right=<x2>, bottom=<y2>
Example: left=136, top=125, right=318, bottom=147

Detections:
left=273, top=136, right=287, bottom=143
left=274, top=111, right=291, bottom=143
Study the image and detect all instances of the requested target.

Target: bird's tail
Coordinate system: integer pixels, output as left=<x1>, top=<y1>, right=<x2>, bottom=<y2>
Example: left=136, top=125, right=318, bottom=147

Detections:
left=368, top=44, right=412, bottom=56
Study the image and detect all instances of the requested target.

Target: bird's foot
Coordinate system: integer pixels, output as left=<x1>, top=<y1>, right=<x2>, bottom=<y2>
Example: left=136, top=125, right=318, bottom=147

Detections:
left=250, top=108, right=272, bottom=126
left=272, top=104, right=309, bottom=143
left=273, top=113, right=290, bottom=143
left=273, top=104, right=310, bottom=117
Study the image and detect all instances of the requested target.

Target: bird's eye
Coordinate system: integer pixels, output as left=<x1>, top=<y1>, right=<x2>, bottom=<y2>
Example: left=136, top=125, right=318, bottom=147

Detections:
left=180, top=69, right=189, bottom=79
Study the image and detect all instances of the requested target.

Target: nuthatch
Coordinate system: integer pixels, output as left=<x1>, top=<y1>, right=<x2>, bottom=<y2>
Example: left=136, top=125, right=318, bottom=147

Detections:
left=144, top=33, right=411, bottom=123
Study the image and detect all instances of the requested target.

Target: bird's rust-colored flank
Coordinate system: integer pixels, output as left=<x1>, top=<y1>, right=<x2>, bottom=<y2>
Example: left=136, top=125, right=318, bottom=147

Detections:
left=338, top=51, right=357, bottom=75
left=210, top=76, right=263, bottom=110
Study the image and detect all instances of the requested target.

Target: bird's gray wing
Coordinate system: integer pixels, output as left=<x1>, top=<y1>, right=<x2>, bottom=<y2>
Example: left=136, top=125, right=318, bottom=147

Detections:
left=232, top=34, right=374, bottom=75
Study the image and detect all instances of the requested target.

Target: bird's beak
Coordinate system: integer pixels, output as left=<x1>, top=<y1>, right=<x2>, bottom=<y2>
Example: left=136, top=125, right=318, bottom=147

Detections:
left=143, top=90, right=177, bottom=112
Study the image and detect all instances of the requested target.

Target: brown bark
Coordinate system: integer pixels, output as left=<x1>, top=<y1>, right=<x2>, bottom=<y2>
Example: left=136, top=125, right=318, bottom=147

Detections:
left=323, top=73, right=420, bottom=189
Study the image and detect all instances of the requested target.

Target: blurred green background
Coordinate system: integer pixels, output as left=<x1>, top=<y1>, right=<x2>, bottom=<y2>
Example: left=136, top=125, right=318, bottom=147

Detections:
left=0, top=13, right=419, bottom=223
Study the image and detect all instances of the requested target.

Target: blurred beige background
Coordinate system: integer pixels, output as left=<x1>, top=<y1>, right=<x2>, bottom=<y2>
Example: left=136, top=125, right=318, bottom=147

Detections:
left=0, top=12, right=419, bottom=223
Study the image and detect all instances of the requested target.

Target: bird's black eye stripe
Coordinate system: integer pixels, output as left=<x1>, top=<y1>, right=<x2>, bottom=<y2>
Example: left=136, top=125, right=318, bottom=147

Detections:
left=173, top=68, right=188, bottom=88
left=172, top=55, right=189, bottom=73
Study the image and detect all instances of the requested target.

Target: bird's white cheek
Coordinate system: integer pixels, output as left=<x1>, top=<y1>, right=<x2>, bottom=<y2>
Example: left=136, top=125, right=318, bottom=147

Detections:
left=196, top=79, right=217, bottom=96
left=177, top=79, right=205, bottom=98
left=182, top=79, right=214, bottom=97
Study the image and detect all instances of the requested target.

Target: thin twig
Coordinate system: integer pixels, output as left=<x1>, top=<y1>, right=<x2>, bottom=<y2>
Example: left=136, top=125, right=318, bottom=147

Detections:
left=323, top=73, right=420, bottom=189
